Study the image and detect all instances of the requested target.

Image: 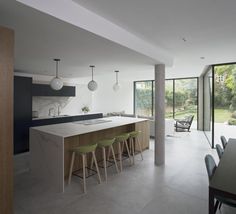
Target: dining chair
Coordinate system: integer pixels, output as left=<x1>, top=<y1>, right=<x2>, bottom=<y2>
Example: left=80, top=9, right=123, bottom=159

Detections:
left=205, top=154, right=236, bottom=213
left=220, top=136, right=228, bottom=149
left=216, top=144, right=224, bottom=159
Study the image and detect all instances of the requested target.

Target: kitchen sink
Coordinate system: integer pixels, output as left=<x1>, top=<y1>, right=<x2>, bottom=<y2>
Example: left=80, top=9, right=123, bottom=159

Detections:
left=52, top=114, right=70, bottom=117
left=73, top=119, right=112, bottom=125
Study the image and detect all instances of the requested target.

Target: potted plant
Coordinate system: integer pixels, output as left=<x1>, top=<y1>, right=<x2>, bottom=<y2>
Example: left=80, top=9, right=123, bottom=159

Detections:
left=81, top=106, right=90, bottom=114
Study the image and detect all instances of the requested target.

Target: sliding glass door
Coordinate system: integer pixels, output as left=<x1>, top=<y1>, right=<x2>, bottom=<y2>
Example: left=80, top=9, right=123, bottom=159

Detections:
left=213, top=64, right=236, bottom=145
left=203, top=67, right=213, bottom=147
left=174, top=79, right=198, bottom=128
left=134, top=78, right=198, bottom=127
left=134, top=81, right=154, bottom=117
left=165, top=80, right=174, bottom=118
left=203, top=63, right=236, bottom=148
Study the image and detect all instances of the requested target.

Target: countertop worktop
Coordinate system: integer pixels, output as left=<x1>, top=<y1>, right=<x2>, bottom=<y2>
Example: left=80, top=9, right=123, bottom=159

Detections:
left=32, top=112, right=102, bottom=120
left=30, top=116, right=150, bottom=193
left=31, top=116, right=148, bottom=138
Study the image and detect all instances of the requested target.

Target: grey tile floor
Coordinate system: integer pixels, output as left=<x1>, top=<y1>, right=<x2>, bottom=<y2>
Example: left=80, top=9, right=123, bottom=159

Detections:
left=14, top=130, right=236, bottom=214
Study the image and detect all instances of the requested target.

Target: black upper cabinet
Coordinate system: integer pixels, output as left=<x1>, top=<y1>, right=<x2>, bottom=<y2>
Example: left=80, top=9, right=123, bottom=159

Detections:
left=32, top=84, right=76, bottom=96
left=14, top=76, right=32, bottom=154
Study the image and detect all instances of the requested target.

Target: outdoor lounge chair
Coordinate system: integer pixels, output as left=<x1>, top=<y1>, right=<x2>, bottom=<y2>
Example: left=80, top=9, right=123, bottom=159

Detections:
left=174, top=115, right=194, bottom=132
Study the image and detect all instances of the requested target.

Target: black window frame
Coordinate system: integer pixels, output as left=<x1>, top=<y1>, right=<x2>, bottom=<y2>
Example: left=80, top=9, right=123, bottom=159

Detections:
left=133, top=77, right=199, bottom=127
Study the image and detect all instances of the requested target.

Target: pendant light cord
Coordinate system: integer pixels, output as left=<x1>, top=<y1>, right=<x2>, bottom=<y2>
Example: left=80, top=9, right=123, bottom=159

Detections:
left=54, top=59, right=60, bottom=78
left=56, top=60, right=58, bottom=78
left=115, top=70, right=119, bottom=84
left=90, top=65, right=95, bottom=81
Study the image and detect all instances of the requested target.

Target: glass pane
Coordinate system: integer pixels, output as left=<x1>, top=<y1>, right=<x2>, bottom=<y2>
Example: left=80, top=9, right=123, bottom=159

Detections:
left=165, top=80, right=173, bottom=118
left=135, top=81, right=153, bottom=117
left=204, top=68, right=213, bottom=146
left=153, top=81, right=155, bottom=116
left=214, top=64, right=236, bottom=143
left=174, top=79, right=198, bottom=124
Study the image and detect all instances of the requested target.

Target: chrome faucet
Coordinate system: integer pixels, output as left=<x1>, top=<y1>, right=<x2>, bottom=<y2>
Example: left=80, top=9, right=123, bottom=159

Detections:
left=49, top=108, right=55, bottom=116
left=57, top=105, right=61, bottom=116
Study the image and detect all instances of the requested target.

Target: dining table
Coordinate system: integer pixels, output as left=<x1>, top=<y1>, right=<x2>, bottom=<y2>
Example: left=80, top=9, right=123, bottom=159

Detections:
left=209, top=138, right=236, bottom=213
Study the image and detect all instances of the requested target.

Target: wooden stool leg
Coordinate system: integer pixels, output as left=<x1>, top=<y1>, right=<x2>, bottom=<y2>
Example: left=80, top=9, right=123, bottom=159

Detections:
left=85, top=154, right=88, bottom=176
left=82, top=154, right=87, bottom=194
left=90, top=154, right=94, bottom=170
left=110, top=145, right=119, bottom=173
left=124, top=140, right=132, bottom=165
left=107, top=146, right=111, bottom=161
left=102, top=147, right=107, bottom=182
left=137, top=137, right=143, bottom=160
left=129, top=139, right=132, bottom=154
left=92, top=151, right=102, bottom=184
left=121, top=141, right=124, bottom=154
left=68, top=152, right=75, bottom=185
left=118, top=142, right=122, bottom=172
left=131, top=138, right=135, bottom=164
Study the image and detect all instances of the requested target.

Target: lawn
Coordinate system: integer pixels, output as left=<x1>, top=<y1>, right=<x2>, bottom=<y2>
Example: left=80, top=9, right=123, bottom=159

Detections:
left=165, top=108, right=233, bottom=123
left=214, top=108, right=232, bottom=123
left=165, top=105, right=197, bottom=120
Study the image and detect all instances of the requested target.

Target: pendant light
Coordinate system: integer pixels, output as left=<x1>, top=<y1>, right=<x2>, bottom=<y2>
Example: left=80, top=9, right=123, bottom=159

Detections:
left=88, top=65, right=98, bottom=91
left=50, top=59, right=63, bottom=90
left=113, top=70, right=120, bottom=92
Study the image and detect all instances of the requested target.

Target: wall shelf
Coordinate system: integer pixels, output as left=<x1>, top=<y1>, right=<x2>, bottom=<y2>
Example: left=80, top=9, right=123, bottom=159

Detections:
left=32, top=84, right=76, bottom=97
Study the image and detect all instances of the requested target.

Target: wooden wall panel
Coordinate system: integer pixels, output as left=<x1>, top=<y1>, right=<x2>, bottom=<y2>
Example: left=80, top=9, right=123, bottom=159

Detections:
left=135, top=120, right=150, bottom=150
left=0, top=26, right=14, bottom=214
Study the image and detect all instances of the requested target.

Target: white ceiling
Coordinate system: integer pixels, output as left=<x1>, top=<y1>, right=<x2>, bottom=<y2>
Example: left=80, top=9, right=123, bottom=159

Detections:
left=0, top=0, right=158, bottom=78
left=1, top=0, right=236, bottom=78
left=73, top=0, right=236, bottom=76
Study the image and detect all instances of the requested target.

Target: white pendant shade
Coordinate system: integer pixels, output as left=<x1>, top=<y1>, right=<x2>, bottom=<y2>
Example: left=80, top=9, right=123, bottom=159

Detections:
left=50, top=59, right=63, bottom=90
left=50, top=77, right=63, bottom=90
left=113, top=83, right=120, bottom=92
left=88, top=80, right=98, bottom=91
left=88, top=65, right=98, bottom=91
left=113, top=70, right=121, bottom=92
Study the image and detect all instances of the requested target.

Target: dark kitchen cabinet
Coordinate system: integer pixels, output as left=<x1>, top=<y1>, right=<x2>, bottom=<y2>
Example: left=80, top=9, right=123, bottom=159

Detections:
left=14, top=76, right=32, bottom=154
left=32, top=84, right=75, bottom=96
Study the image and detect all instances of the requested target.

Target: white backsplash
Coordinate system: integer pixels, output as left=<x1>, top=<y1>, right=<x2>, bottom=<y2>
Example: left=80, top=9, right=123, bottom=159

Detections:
left=32, top=84, right=92, bottom=117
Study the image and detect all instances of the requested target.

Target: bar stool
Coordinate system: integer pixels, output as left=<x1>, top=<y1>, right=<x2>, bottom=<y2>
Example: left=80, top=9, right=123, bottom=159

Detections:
left=68, top=144, right=101, bottom=194
left=128, top=131, right=143, bottom=164
left=91, top=138, right=119, bottom=182
left=114, top=133, right=132, bottom=171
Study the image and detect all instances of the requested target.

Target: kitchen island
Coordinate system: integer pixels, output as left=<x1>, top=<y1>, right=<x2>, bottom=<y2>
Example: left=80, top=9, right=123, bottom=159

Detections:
left=30, top=116, right=149, bottom=192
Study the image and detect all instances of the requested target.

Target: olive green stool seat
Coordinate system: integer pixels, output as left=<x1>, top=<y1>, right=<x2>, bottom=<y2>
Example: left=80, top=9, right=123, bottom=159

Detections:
left=91, top=138, right=119, bottom=182
left=68, top=144, right=101, bottom=194
left=128, top=131, right=143, bottom=164
left=113, top=133, right=132, bottom=171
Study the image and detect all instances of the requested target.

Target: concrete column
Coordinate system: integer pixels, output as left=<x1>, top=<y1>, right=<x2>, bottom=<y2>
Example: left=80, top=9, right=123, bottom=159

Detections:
left=154, top=64, right=165, bottom=166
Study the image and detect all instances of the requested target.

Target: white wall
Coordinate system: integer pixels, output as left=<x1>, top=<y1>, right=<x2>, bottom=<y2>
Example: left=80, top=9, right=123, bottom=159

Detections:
left=16, top=66, right=200, bottom=117
left=91, top=70, right=155, bottom=114
left=32, top=84, right=92, bottom=117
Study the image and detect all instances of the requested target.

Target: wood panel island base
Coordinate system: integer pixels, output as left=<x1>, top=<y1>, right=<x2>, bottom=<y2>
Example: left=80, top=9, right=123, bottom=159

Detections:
left=30, top=117, right=149, bottom=193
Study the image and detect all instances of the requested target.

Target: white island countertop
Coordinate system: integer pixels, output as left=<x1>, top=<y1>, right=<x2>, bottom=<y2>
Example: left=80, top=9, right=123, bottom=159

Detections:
left=31, top=116, right=148, bottom=138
